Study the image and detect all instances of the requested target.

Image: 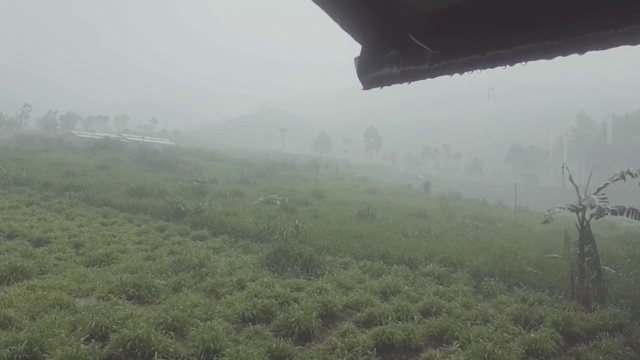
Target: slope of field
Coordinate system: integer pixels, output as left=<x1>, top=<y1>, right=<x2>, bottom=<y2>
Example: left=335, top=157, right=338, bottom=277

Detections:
left=0, top=137, right=639, bottom=359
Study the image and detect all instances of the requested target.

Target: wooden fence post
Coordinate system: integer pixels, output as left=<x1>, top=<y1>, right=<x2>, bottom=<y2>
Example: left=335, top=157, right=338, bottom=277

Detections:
left=514, top=182, right=518, bottom=223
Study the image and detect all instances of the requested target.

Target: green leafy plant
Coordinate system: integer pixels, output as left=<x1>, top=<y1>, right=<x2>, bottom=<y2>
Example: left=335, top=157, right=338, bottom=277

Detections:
left=543, top=165, right=640, bottom=310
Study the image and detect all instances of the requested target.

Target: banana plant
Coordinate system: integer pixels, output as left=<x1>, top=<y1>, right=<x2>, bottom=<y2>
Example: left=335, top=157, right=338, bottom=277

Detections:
left=542, top=164, right=640, bottom=310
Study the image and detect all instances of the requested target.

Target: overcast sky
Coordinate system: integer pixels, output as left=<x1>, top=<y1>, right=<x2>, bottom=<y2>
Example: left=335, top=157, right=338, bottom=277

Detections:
left=2, top=0, right=640, bottom=149
left=0, top=0, right=360, bottom=116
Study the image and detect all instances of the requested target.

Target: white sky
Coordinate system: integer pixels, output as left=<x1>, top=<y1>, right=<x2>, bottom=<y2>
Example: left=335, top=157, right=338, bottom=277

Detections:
left=0, top=0, right=359, bottom=114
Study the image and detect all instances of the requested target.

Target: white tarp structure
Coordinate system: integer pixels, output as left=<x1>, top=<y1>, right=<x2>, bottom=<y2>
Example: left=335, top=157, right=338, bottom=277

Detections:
left=66, top=131, right=175, bottom=147
left=68, top=130, right=127, bottom=142
left=119, top=133, right=176, bottom=146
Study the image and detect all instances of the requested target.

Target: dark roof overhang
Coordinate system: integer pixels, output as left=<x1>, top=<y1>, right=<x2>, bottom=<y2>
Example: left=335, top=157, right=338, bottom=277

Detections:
left=312, top=0, right=640, bottom=89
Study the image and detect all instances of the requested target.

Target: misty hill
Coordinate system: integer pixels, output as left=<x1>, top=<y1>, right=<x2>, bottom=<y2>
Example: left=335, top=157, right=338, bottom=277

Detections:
left=188, top=108, right=321, bottom=152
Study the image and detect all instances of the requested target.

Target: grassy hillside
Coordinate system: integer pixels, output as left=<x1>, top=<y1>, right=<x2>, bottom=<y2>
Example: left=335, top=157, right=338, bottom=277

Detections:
left=0, top=136, right=639, bottom=359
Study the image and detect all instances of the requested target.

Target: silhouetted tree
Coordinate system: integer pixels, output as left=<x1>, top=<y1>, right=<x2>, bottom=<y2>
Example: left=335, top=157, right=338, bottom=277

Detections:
left=364, top=126, right=383, bottom=161
left=567, top=109, right=607, bottom=182
left=13, top=103, right=32, bottom=130
left=505, top=144, right=549, bottom=183
left=343, top=135, right=352, bottom=157
left=452, top=151, right=462, bottom=173
left=309, top=158, right=328, bottom=186
left=609, top=109, right=640, bottom=145
left=311, top=131, right=333, bottom=155
left=389, top=151, right=397, bottom=167
left=437, top=144, right=462, bottom=175
left=59, top=112, right=81, bottom=131
left=279, top=127, right=288, bottom=149
left=36, top=110, right=58, bottom=133
left=81, top=116, right=95, bottom=131
left=465, top=156, right=485, bottom=179
left=149, top=117, right=159, bottom=133
left=433, top=147, right=441, bottom=172
left=402, top=152, right=422, bottom=171
left=421, top=146, right=434, bottom=171
left=95, top=115, right=110, bottom=130
left=422, top=180, right=432, bottom=194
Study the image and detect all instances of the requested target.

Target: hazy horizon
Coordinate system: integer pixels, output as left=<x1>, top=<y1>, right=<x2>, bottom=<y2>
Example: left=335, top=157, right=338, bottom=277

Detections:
left=3, top=0, right=640, bottom=166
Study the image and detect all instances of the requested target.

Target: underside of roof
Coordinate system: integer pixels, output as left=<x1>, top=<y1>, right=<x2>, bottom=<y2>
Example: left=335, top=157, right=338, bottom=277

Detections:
left=312, top=0, right=640, bottom=90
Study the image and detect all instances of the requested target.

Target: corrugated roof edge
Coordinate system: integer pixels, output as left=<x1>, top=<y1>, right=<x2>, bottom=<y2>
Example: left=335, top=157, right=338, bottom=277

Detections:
left=357, top=25, right=640, bottom=90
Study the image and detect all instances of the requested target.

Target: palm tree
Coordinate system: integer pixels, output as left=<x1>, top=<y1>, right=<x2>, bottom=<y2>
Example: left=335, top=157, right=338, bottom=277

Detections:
left=543, top=163, right=640, bottom=310
left=279, top=127, right=288, bottom=149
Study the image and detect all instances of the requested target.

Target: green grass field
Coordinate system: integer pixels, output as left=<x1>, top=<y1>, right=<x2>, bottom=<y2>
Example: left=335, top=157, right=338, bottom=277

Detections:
left=1, top=137, right=639, bottom=359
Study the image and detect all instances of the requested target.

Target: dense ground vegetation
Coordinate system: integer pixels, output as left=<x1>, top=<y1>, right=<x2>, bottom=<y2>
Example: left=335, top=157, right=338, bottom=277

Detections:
left=0, top=136, right=639, bottom=359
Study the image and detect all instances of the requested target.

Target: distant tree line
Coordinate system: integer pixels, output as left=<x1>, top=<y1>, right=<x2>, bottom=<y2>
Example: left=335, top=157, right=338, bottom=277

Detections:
left=0, top=103, right=182, bottom=139
left=309, top=126, right=384, bottom=161
left=336, top=107, right=640, bottom=186
left=503, top=107, right=640, bottom=186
